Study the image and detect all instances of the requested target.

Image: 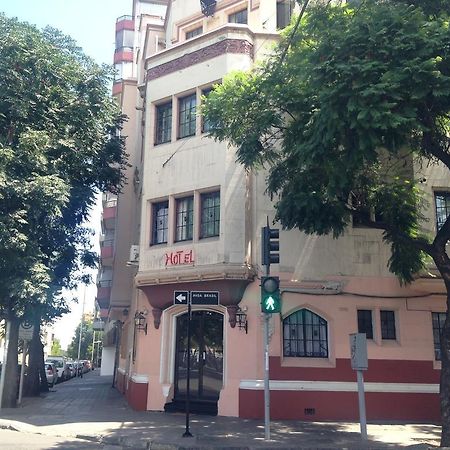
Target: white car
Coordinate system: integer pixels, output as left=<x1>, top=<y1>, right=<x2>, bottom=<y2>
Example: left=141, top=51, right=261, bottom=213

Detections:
left=45, top=356, right=70, bottom=382
left=45, top=362, right=57, bottom=387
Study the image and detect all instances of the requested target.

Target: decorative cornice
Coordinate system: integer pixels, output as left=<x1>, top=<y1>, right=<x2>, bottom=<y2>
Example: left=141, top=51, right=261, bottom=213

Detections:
left=147, top=38, right=253, bottom=80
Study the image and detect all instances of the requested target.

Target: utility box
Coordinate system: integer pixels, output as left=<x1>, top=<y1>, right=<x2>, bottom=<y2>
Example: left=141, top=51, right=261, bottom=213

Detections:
left=349, top=333, right=368, bottom=370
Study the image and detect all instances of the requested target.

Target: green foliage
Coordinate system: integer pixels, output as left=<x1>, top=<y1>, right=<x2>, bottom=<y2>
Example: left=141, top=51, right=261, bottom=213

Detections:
left=50, top=338, right=63, bottom=356
left=66, top=318, right=93, bottom=360
left=203, top=0, right=450, bottom=283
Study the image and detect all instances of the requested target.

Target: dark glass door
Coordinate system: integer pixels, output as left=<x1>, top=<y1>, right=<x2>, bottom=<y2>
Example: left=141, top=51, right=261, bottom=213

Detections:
left=175, top=311, right=223, bottom=402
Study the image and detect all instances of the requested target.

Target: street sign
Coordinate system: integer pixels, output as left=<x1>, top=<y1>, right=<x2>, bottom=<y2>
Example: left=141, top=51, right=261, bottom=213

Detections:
left=349, top=333, right=368, bottom=370
left=19, top=321, right=34, bottom=341
left=174, top=290, right=189, bottom=305
left=190, top=291, right=219, bottom=305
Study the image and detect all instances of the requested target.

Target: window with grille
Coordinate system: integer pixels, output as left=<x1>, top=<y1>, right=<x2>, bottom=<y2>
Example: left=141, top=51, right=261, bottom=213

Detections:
left=357, top=310, right=373, bottom=339
left=283, top=309, right=328, bottom=358
left=276, top=0, right=294, bottom=29
left=155, top=102, right=172, bottom=145
left=186, top=26, right=203, bottom=40
left=228, top=9, right=248, bottom=24
left=380, top=310, right=396, bottom=340
left=200, top=191, right=220, bottom=238
left=175, top=197, right=194, bottom=242
left=435, top=192, right=450, bottom=231
left=152, top=201, right=169, bottom=244
left=433, top=312, right=446, bottom=361
left=179, top=94, right=197, bottom=139
left=202, top=87, right=214, bottom=133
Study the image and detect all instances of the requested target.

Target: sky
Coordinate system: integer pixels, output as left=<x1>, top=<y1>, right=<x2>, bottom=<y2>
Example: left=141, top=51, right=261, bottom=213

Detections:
left=0, top=0, right=131, bottom=349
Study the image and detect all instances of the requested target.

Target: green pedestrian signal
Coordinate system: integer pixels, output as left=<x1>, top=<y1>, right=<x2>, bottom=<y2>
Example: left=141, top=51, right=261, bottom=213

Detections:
left=261, top=276, right=281, bottom=313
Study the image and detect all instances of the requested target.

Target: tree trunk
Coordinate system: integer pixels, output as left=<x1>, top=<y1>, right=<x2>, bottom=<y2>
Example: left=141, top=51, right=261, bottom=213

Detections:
left=24, top=318, right=47, bottom=396
left=1, top=317, right=20, bottom=408
left=38, top=340, right=48, bottom=393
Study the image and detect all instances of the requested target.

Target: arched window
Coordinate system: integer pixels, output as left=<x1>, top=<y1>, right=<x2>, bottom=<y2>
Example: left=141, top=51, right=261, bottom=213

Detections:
left=283, top=309, right=328, bottom=358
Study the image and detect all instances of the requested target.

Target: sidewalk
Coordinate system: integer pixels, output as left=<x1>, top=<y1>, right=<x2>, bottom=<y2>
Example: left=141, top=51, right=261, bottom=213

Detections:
left=0, top=370, right=441, bottom=449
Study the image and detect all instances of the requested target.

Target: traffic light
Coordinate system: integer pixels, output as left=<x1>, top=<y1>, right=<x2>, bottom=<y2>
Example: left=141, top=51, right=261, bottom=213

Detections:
left=261, top=226, right=280, bottom=267
left=261, top=276, right=281, bottom=313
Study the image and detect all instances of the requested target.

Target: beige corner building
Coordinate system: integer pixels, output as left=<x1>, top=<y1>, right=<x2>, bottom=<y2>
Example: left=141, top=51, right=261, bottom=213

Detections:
left=97, top=0, right=448, bottom=422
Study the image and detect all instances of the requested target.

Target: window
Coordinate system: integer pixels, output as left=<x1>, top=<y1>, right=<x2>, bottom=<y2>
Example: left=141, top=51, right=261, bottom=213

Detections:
left=228, top=9, right=248, bottom=24
left=380, top=310, right=396, bottom=340
left=152, top=201, right=169, bottom=244
left=277, top=0, right=294, bottom=29
left=186, top=26, right=203, bottom=40
left=179, top=94, right=197, bottom=138
left=283, top=309, right=328, bottom=358
left=433, top=312, right=446, bottom=361
left=200, top=191, right=220, bottom=238
left=202, top=87, right=213, bottom=133
left=175, top=197, right=194, bottom=242
left=435, top=192, right=450, bottom=230
left=357, top=310, right=373, bottom=339
left=155, top=102, right=172, bottom=145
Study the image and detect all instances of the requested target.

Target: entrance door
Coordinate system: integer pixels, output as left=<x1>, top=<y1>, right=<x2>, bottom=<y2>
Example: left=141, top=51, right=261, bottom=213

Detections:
left=174, top=311, right=223, bottom=408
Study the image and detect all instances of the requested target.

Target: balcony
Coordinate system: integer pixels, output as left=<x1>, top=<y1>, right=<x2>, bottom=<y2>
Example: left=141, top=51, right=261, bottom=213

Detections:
left=114, top=47, right=134, bottom=64
left=100, top=239, right=114, bottom=266
left=102, top=205, right=117, bottom=230
left=116, top=15, right=134, bottom=32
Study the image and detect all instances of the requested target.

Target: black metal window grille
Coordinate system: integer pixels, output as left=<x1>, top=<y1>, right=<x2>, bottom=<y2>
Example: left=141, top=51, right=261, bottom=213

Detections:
left=435, top=192, right=450, bottom=231
left=228, top=9, right=248, bottom=24
left=155, top=102, right=172, bottom=145
left=283, top=309, right=328, bottom=358
left=202, top=87, right=213, bottom=133
left=179, top=94, right=197, bottom=139
left=433, top=312, right=446, bottom=361
left=357, top=310, right=373, bottom=339
left=152, top=201, right=169, bottom=244
left=175, top=197, right=194, bottom=242
left=200, top=191, right=220, bottom=238
left=186, top=26, right=203, bottom=40
left=380, top=310, right=396, bottom=340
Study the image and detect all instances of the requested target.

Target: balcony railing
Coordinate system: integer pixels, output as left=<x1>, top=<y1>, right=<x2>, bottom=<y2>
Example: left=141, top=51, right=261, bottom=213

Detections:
left=117, top=15, right=133, bottom=22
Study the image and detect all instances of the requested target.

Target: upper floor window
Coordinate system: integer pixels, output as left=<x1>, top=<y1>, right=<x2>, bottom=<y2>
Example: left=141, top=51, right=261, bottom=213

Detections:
left=435, top=192, right=450, bottom=231
left=152, top=201, right=169, bottom=245
left=357, top=309, right=373, bottom=339
left=175, top=196, right=194, bottom=242
left=277, top=0, right=294, bottom=29
left=433, top=312, right=445, bottom=361
left=179, top=94, right=197, bottom=139
left=202, top=87, right=214, bottom=133
left=155, top=102, right=172, bottom=145
left=200, top=191, right=220, bottom=238
left=186, top=26, right=203, bottom=40
left=380, top=310, right=396, bottom=340
left=228, top=9, right=248, bottom=24
left=283, top=309, right=328, bottom=358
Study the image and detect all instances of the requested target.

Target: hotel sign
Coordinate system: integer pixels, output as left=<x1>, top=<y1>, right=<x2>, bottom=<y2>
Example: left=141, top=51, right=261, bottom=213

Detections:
left=165, top=249, right=194, bottom=266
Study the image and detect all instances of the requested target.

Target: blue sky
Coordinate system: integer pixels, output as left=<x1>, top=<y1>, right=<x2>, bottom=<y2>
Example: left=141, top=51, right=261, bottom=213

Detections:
left=0, top=0, right=131, bottom=64
left=0, top=0, right=131, bottom=349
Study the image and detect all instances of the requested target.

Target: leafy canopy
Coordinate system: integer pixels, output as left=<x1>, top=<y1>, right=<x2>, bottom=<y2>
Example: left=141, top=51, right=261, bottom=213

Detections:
left=203, top=0, right=450, bottom=283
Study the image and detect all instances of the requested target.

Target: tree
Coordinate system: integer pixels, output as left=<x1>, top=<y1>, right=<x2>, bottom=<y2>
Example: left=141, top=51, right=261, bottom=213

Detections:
left=66, top=318, right=94, bottom=361
left=203, top=0, right=450, bottom=444
left=0, top=15, right=127, bottom=406
left=51, top=338, right=63, bottom=356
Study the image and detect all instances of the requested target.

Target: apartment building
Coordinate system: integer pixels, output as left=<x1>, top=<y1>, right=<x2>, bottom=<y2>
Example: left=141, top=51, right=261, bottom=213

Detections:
left=97, top=0, right=447, bottom=421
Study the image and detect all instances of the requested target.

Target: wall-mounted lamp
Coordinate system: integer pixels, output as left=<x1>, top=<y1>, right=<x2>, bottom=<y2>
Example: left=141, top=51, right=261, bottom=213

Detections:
left=236, top=308, right=248, bottom=334
left=200, top=0, right=217, bottom=16
left=123, top=308, right=129, bottom=317
left=134, top=311, right=148, bottom=335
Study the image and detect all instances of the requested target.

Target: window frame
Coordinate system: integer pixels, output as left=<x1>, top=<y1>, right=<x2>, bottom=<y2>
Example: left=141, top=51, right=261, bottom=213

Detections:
left=200, top=191, right=220, bottom=239
left=228, top=8, right=248, bottom=24
left=178, top=93, right=197, bottom=139
left=435, top=191, right=450, bottom=231
left=155, top=101, right=172, bottom=145
left=151, top=200, right=169, bottom=245
left=357, top=309, right=373, bottom=339
left=175, top=196, right=194, bottom=242
left=380, top=310, right=396, bottom=340
left=186, top=26, right=203, bottom=40
left=283, top=309, right=329, bottom=358
left=432, top=312, right=446, bottom=361
left=201, top=87, right=213, bottom=133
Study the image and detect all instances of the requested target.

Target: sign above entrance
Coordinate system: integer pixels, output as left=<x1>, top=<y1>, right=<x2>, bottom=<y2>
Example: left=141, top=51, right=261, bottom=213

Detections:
left=174, top=290, right=189, bottom=305
left=191, top=291, right=220, bottom=305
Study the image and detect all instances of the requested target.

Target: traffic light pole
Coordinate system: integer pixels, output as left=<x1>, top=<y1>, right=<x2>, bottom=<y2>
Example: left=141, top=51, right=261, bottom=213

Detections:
left=264, top=261, right=271, bottom=441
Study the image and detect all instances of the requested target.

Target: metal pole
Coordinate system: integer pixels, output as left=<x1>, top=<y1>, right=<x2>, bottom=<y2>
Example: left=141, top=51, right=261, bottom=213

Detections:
left=77, top=286, right=86, bottom=365
left=264, top=313, right=271, bottom=440
left=183, top=296, right=193, bottom=438
left=356, top=370, right=368, bottom=440
left=91, top=330, right=95, bottom=364
left=0, top=320, right=11, bottom=408
left=18, top=340, right=27, bottom=405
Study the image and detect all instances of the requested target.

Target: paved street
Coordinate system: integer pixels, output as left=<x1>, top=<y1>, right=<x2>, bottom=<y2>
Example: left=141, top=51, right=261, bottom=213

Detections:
left=0, top=371, right=442, bottom=449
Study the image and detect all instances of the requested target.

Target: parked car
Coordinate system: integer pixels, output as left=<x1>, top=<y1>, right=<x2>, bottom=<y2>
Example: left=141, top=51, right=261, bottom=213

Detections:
left=66, top=362, right=76, bottom=378
left=45, top=362, right=57, bottom=387
left=45, top=356, right=70, bottom=382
